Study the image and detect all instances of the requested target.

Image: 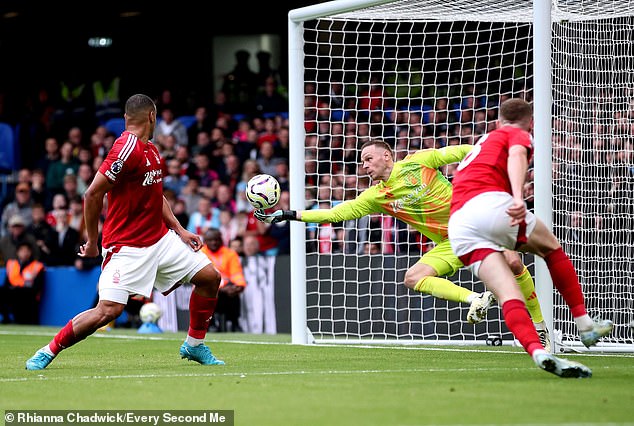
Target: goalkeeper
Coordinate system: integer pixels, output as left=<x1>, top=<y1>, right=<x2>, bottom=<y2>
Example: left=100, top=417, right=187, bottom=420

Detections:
left=255, top=139, right=549, bottom=347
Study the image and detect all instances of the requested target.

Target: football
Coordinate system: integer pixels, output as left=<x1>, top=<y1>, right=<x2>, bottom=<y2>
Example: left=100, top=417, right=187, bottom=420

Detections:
left=139, top=302, right=162, bottom=324
left=245, top=174, right=281, bottom=209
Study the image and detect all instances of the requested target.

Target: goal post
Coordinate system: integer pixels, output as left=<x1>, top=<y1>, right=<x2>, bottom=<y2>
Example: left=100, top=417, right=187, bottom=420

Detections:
left=288, top=0, right=634, bottom=351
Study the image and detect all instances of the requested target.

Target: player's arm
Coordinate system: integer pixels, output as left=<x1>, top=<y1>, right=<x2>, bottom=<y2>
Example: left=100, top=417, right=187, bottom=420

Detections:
left=162, top=196, right=203, bottom=251
left=411, top=144, right=474, bottom=169
left=255, top=193, right=375, bottom=224
left=506, top=144, right=529, bottom=226
left=79, top=172, right=113, bottom=258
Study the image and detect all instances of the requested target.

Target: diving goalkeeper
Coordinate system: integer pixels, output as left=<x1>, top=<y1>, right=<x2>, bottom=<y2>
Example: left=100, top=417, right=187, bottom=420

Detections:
left=255, top=139, right=550, bottom=347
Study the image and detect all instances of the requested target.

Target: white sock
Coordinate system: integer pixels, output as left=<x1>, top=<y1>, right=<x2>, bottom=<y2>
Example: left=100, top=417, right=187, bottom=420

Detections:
left=41, top=345, right=55, bottom=357
left=532, top=348, right=548, bottom=364
left=533, top=320, right=547, bottom=331
left=574, top=314, right=594, bottom=331
left=186, top=336, right=204, bottom=346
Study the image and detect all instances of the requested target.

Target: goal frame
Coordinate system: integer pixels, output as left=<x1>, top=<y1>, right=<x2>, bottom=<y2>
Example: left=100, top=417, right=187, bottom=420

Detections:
left=287, top=0, right=632, bottom=352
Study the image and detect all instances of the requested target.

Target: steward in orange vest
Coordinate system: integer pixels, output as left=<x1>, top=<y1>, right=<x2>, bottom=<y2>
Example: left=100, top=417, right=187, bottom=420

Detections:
left=1, top=242, right=45, bottom=324
left=201, top=228, right=246, bottom=332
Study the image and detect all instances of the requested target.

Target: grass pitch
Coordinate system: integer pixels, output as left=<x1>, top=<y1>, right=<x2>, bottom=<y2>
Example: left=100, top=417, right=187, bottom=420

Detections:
left=1, top=325, right=633, bottom=426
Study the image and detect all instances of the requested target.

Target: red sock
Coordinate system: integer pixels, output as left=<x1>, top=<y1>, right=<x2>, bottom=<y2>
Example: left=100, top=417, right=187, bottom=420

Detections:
left=502, top=299, right=543, bottom=356
left=544, top=247, right=587, bottom=317
left=48, top=320, right=79, bottom=355
left=188, top=292, right=218, bottom=339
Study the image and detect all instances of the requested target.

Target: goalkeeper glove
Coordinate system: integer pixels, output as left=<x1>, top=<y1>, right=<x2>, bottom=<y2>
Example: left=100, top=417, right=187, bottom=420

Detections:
left=254, top=209, right=297, bottom=224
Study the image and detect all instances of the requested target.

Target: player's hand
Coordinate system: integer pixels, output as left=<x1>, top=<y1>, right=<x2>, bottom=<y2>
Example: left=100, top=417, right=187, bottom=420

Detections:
left=78, top=241, right=100, bottom=258
left=254, top=209, right=297, bottom=224
left=179, top=230, right=204, bottom=251
left=506, top=198, right=527, bottom=226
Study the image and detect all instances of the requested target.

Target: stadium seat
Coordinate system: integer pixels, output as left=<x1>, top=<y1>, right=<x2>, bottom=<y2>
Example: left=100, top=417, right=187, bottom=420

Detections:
left=0, top=122, right=18, bottom=171
left=176, top=115, right=197, bottom=129
left=104, top=117, right=126, bottom=136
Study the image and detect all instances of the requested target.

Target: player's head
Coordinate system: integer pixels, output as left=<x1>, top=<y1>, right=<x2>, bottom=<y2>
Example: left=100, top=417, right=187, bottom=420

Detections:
left=499, top=98, right=533, bottom=131
left=124, top=94, right=157, bottom=139
left=360, top=139, right=394, bottom=182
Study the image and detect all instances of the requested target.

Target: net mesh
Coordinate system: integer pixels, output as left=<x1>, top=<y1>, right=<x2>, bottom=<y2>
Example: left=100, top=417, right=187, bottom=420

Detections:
left=297, top=0, right=634, bottom=347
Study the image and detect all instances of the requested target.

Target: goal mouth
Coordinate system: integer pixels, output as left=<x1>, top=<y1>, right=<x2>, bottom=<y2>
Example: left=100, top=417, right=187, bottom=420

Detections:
left=288, top=0, right=634, bottom=351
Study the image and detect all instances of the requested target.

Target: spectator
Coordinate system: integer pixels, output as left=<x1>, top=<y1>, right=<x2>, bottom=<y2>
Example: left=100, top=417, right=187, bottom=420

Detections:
left=35, top=137, right=60, bottom=176
left=27, top=203, right=57, bottom=265
left=0, top=242, right=45, bottom=324
left=1, top=182, right=34, bottom=237
left=154, top=107, right=188, bottom=148
left=76, top=163, right=94, bottom=196
left=187, top=106, right=213, bottom=149
left=201, top=228, right=247, bottom=332
left=50, top=208, right=81, bottom=266
left=254, top=76, right=288, bottom=115
left=0, top=215, right=39, bottom=266
left=163, top=158, right=190, bottom=196
left=68, top=195, right=85, bottom=235
left=179, top=178, right=203, bottom=216
left=46, top=141, right=80, bottom=196
left=212, top=184, right=237, bottom=214
left=256, top=141, right=280, bottom=176
left=187, top=197, right=221, bottom=237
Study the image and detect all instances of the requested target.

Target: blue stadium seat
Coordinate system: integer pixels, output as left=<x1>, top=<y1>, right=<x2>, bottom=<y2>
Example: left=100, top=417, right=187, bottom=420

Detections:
left=104, top=117, right=126, bottom=136
left=176, top=115, right=197, bottom=129
left=0, top=122, right=18, bottom=171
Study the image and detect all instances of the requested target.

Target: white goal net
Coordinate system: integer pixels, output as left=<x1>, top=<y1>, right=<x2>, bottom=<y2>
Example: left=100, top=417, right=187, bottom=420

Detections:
left=288, top=0, right=634, bottom=350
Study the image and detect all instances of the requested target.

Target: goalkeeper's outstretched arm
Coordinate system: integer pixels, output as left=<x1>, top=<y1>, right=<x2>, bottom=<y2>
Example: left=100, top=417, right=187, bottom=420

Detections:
left=254, top=195, right=375, bottom=224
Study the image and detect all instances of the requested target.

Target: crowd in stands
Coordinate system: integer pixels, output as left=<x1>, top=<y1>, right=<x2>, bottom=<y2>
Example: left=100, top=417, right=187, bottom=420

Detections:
left=2, top=47, right=632, bottom=325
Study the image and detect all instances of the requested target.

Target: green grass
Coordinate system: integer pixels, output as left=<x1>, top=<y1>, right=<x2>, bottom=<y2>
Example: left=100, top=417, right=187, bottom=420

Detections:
left=1, top=325, right=633, bottom=425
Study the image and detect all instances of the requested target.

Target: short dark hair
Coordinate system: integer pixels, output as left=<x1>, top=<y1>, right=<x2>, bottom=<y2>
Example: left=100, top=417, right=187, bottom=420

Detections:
left=359, top=139, right=394, bottom=159
left=125, top=94, right=156, bottom=119
left=499, top=98, right=532, bottom=124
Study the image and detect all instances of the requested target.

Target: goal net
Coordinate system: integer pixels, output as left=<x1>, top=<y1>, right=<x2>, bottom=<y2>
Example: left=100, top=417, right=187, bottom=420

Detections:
left=288, top=0, right=634, bottom=351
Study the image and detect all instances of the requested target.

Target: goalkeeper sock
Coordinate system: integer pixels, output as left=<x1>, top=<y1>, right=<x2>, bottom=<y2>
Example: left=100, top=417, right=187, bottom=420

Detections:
left=515, top=266, right=544, bottom=324
left=188, top=291, right=218, bottom=339
left=544, top=247, right=586, bottom=318
left=414, top=276, right=474, bottom=303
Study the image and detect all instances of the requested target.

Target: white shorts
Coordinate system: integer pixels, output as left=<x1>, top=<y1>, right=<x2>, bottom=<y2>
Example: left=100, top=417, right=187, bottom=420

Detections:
left=448, top=191, right=536, bottom=276
left=98, top=229, right=211, bottom=304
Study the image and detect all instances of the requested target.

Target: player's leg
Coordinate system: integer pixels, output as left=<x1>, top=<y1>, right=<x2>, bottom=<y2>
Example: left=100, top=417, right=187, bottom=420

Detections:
left=26, top=299, right=126, bottom=370
left=475, top=250, right=590, bottom=378
left=404, top=240, right=494, bottom=324
left=520, top=217, right=613, bottom=347
left=502, top=250, right=550, bottom=351
left=154, top=230, right=224, bottom=365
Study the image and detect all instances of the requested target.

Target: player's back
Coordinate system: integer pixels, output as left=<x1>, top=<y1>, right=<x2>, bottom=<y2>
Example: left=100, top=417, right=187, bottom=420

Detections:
left=450, top=126, right=532, bottom=213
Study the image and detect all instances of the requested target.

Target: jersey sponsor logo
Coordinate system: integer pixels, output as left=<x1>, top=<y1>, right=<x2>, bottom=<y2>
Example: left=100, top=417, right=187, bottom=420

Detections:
left=142, top=169, right=163, bottom=186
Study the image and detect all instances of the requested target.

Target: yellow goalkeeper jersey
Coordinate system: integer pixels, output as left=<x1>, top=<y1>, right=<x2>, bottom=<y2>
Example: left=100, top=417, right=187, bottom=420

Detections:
left=301, top=144, right=472, bottom=244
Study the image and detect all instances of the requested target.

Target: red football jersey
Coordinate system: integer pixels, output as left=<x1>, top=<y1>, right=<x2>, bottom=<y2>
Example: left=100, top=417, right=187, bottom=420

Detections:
left=450, top=126, right=533, bottom=213
left=98, top=131, right=168, bottom=248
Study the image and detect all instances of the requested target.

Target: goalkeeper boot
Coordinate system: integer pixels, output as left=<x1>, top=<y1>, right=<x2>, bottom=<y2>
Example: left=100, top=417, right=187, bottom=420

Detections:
left=180, top=342, right=225, bottom=365
left=535, top=321, right=551, bottom=353
left=25, top=349, right=55, bottom=371
left=534, top=352, right=592, bottom=378
left=467, top=291, right=496, bottom=324
left=579, top=319, right=614, bottom=348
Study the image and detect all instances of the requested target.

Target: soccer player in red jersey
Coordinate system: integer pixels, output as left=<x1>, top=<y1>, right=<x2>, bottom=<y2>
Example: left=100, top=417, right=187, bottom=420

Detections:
left=26, top=94, right=225, bottom=370
left=448, top=98, right=613, bottom=378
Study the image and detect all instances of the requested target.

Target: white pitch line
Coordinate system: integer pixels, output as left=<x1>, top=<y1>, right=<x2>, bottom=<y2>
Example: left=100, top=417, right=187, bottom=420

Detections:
left=1, top=366, right=530, bottom=382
